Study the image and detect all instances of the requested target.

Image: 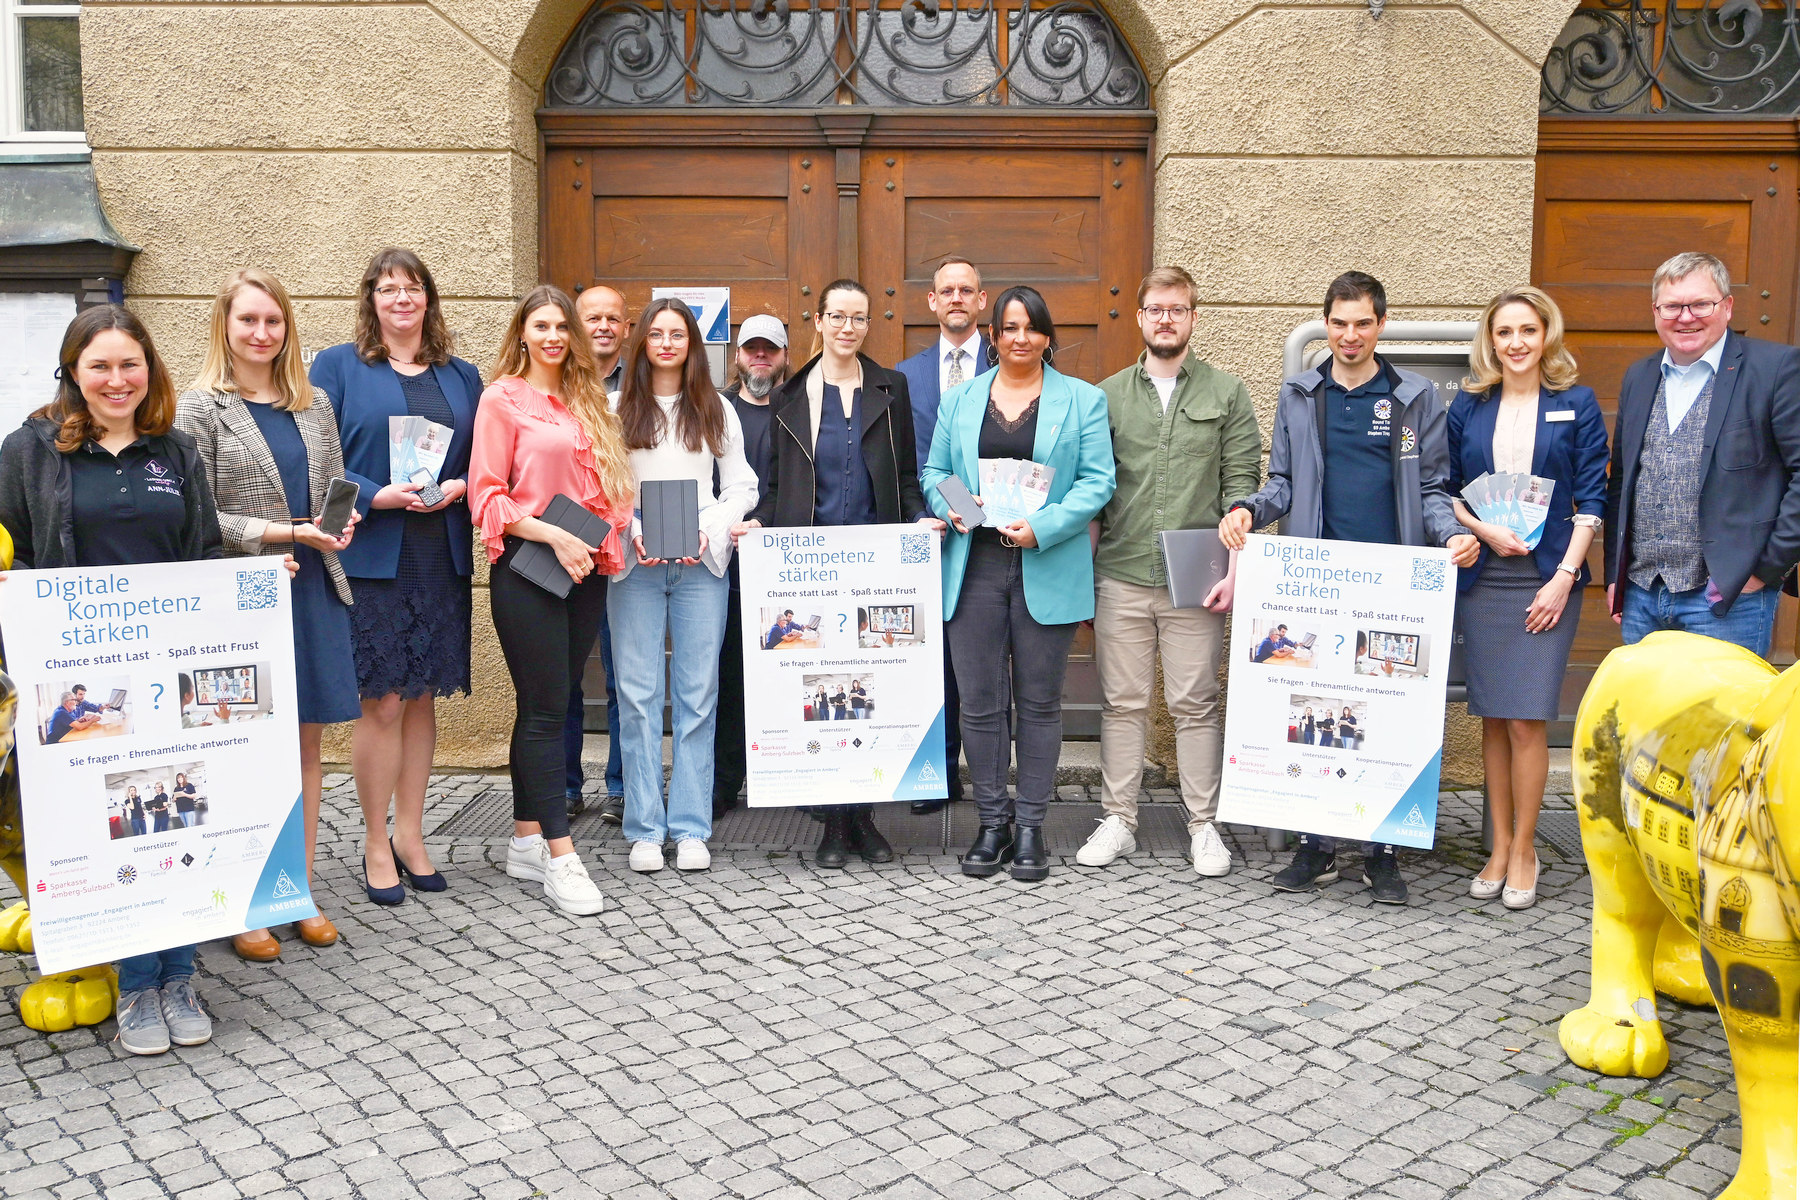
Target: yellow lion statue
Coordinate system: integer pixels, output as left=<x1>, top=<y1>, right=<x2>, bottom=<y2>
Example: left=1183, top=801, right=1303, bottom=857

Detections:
left=0, top=522, right=117, bottom=1030
left=1561, top=630, right=1796, bottom=1200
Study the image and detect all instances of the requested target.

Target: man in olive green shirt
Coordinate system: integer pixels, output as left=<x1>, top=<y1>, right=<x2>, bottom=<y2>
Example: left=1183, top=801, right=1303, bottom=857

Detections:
left=1079, top=266, right=1263, bottom=878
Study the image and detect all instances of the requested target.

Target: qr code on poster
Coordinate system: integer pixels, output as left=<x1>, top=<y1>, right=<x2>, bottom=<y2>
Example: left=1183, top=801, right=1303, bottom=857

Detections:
left=1410, top=557, right=1446, bottom=592
left=237, top=568, right=279, bottom=610
left=899, top=532, right=931, bottom=564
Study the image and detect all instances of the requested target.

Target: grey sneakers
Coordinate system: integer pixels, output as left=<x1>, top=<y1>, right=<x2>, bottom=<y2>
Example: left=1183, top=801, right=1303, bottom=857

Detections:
left=118, top=978, right=213, bottom=1055
left=116, top=987, right=171, bottom=1056
left=159, top=976, right=213, bottom=1046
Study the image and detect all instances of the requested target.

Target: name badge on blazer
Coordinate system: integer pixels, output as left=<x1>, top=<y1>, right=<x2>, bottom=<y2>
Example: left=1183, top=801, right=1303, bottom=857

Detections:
left=1544, top=410, right=1575, bottom=423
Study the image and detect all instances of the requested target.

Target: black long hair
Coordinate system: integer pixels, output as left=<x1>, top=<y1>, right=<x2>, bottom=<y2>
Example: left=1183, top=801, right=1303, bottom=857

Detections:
left=988, top=285, right=1058, bottom=367
left=619, top=297, right=727, bottom=456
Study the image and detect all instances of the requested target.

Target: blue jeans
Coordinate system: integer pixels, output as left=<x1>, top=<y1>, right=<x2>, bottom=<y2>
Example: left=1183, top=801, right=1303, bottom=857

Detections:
left=564, top=611, right=625, bottom=797
left=152, top=813, right=169, bottom=832
left=118, top=944, right=196, bottom=993
left=130, top=816, right=146, bottom=836
left=1621, top=580, right=1782, bottom=658
left=608, top=563, right=729, bottom=845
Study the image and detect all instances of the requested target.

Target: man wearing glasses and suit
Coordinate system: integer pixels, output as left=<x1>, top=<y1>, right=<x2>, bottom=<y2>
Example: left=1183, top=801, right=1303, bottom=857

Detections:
left=1605, top=251, right=1800, bottom=657
left=895, top=257, right=994, bottom=815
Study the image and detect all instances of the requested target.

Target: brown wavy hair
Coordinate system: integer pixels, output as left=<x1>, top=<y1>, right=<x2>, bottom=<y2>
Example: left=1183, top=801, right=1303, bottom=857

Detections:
left=1464, top=286, right=1579, bottom=393
left=354, top=247, right=454, bottom=366
left=35, top=305, right=177, bottom=453
left=492, top=284, right=634, bottom=507
left=619, top=298, right=726, bottom=456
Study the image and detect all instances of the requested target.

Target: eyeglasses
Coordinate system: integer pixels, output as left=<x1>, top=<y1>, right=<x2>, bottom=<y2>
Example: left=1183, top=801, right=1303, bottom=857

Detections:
left=935, top=286, right=978, bottom=300
left=374, top=285, right=427, bottom=300
left=645, top=329, right=689, bottom=344
left=1142, top=305, right=1192, bottom=321
left=1653, top=299, right=1721, bottom=320
left=822, top=311, right=870, bottom=329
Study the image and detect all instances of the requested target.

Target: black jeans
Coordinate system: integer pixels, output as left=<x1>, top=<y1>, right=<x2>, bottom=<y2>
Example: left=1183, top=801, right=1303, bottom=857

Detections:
left=944, top=537, right=1076, bottom=829
left=713, top=559, right=747, bottom=807
left=491, top=538, right=608, bottom=842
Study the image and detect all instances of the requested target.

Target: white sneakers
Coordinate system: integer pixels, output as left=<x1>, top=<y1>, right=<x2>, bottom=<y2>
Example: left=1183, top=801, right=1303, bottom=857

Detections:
left=1190, top=822, right=1232, bottom=878
left=1076, top=815, right=1138, bottom=866
left=629, top=842, right=665, bottom=873
left=544, top=853, right=605, bottom=915
left=675, top=840, right=711, bottom=871
left=505, top=837, right=551, bottom=882
left=1074, top=815, right=1233, bottom=877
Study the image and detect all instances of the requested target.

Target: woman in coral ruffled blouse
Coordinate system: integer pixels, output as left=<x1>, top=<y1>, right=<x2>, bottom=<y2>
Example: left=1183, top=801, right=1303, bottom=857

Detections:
left=469, top=284, right=634, bottom=917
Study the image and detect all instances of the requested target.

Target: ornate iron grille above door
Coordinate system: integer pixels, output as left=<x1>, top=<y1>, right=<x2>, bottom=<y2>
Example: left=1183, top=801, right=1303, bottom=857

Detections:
left=1542, top=1, right=1800, bottom=115
left=545, top=0, right=1149, bottom=109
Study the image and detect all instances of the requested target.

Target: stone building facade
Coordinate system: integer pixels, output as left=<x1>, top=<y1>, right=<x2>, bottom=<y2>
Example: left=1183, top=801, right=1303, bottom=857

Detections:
left=61, top=1, right=1588, bottom=775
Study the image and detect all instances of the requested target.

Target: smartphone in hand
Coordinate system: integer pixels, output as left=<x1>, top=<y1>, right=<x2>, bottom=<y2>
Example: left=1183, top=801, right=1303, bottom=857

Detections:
left=317, top=477, right=360, bottom=538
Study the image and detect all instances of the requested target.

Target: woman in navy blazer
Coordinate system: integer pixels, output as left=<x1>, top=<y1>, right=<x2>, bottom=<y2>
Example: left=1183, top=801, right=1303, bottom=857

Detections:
left=1447, top=287, right=1608, bottom=911
left=310, top=248, right=482, bottom=904
left=922, top=286, right=1116, bottom=882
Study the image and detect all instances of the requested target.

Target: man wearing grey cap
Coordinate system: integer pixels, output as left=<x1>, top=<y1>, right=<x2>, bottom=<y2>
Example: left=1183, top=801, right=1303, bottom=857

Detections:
left=713, top=313, right=790, bottom=817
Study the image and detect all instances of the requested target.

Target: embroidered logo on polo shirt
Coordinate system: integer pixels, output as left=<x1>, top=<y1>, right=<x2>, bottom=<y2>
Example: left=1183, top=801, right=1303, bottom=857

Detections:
left=143, top=457, right=185, bottom=498
left=1373, top=398, right=1392, bottom=421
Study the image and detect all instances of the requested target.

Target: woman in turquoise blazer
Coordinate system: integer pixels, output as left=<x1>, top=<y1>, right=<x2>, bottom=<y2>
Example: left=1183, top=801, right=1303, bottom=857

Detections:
left=922, top=286, right=1115, bottom=881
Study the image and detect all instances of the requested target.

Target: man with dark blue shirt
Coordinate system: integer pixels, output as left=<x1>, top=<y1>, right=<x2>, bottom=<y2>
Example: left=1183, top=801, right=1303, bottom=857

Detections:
left=1252, top=625, right=1298, bottom=664
left=764, top=609, right=803, bottom=650
left=1221, top=271, right=1476, bottom=904
left=46, top=692, right=97, bottom=744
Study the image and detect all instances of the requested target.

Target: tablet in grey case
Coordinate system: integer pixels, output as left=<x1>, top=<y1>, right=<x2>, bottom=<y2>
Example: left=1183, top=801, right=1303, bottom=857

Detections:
left=1159, top=529, right=1230, bottom=609
left=640, top=478, right=701, bottom=561
left=509, top=493, right=611, bottom=598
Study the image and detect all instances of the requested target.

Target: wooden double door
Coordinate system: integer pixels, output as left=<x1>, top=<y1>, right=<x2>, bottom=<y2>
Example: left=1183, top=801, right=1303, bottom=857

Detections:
left=1533, top=118, right=1800, bottom=721
left=541, top=112, right=1155, bottom=735
left=542, top=113, right=1152, bottom=380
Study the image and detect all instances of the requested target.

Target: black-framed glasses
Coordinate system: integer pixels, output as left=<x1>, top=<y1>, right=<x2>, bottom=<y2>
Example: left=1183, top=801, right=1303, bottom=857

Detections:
left=1653, top=299, right=1721, bottom=320
left=1142, top=305, right=1192, bottom=321
left=374, top=285, right=427, bottom=299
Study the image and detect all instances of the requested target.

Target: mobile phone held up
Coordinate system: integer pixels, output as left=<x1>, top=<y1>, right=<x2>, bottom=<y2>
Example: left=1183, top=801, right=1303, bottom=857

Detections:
left=316, top=477, right=360, bottom=539
left=409, top=466, right=445, bottom=508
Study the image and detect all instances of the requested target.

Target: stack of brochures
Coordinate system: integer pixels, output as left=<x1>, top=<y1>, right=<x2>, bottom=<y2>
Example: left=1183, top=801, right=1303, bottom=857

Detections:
left=1461, top=472, right=1555, bottom=550
left=389, top=416, right=452, bottom=486
left=977, top=458, right=1055, bottom=525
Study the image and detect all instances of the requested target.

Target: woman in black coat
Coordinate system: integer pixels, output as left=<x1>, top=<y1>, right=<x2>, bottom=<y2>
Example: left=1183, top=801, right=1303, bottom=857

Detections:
left=731, top=279, right=943, bottom=868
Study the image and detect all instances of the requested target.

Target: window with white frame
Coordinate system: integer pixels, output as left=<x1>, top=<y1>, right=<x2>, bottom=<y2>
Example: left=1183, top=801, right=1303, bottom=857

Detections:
left=2, top=0, right=83, bottom=145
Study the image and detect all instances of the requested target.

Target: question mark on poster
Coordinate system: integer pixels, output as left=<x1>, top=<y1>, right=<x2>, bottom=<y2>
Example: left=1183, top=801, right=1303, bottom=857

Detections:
left=839, top=613, right=848, bottom=631
left=1335, top=634, right=1345, bottom=656
left=150, top=682, right=164, bottom=710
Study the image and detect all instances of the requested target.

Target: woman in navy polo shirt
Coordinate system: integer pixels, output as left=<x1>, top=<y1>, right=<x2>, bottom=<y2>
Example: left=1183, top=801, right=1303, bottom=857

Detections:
left=1448, top=287, right=1608, bottom=911
left=311, top=248, right=481, bottom=905
left=0, top=305, right=224, bottom=1058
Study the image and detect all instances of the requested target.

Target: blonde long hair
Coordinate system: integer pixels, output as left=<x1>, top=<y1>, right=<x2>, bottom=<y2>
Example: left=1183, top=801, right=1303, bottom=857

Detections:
left=493, top=284, right=634, bottom=507
left=1465, top=286, right=1579, bottom=393
left=190, top=268, right=316, bottom=411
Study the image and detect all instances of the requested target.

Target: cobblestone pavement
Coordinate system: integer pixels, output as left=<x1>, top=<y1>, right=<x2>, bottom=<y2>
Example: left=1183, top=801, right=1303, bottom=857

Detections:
left=1, top=777, right=1744, bottom=1200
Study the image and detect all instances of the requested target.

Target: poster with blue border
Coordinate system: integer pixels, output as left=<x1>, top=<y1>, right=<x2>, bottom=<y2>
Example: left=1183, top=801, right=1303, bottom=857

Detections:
left=0, top=556, right=312, bottom=972
left=738, top=524, right=948, bottom=807
left=1217, top=534, right=1457, bottom=849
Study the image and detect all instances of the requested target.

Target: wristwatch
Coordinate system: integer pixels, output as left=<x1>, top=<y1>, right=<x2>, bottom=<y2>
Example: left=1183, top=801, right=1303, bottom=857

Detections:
left=1556, top=563, right=1580, bottom=579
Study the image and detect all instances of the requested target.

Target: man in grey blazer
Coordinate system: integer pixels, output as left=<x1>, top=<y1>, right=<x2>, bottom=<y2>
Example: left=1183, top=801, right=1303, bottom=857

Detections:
left=1605, top=251, right=1800, bottom=657
left=1221, top=271, right=1476, bottom=904
left=894, top=256, right=993, bottom=814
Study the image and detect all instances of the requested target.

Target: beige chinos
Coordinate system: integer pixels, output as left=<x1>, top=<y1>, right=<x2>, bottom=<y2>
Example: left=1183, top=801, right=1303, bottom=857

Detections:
left=1094, top=574, right=1225, bottom=831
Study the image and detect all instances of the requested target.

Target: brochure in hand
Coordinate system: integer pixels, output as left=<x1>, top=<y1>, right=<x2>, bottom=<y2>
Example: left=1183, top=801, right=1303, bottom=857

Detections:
left=977, top=458, right=1054, bottom=526
left=389, top=415, right=453, bottom=485
left=1461, top=471, right=1555, bottom=550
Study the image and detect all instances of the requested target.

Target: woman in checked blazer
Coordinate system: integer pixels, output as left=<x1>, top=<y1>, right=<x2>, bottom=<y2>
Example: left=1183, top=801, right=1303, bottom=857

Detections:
left=176, top=268, right=360, bottom=962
